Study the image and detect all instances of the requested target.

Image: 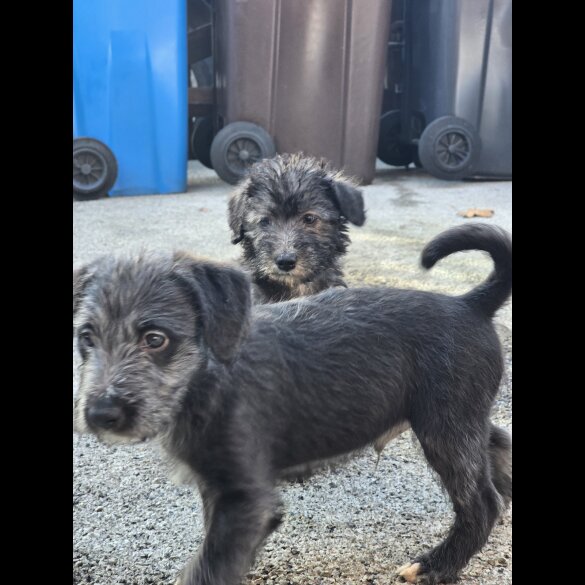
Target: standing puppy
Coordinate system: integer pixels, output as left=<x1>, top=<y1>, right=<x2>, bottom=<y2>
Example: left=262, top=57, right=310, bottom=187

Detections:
left=73, top=224, right=511, bottom=585
left=228, top=153, right=365, bottom=303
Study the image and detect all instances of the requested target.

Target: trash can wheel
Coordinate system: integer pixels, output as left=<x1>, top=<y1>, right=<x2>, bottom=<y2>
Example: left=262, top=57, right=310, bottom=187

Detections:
left=190, top=117, right=214, bottom=169
left=418, top=116, right=480, bottom=180
left=73, top=138, right=118, bottom=199
left=210, top=122, right=276, bottom=184
left=377, top=110, right=414, bottom=167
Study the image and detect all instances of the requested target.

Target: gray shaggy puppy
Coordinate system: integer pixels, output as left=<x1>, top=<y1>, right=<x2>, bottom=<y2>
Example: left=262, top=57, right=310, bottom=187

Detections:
left=228, top=153, right=365, bottom=303
left=73, top=224, right=512, bottom=585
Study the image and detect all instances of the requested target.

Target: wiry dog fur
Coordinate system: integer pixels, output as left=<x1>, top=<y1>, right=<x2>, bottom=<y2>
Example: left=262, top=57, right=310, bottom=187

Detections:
left=228, top=153, right=365, bottom=303
left=73, top=224, right=512, bottom=585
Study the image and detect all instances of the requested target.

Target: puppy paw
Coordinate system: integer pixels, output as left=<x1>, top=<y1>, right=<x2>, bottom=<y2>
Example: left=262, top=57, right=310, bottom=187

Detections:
left=397, top=562, right=421, bottom=583
left=173, top=577, right=183, bottom=585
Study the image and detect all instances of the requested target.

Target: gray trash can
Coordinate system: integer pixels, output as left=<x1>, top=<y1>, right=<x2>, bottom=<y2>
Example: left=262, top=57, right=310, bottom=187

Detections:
left=379, top=0, right=512, bottom=180
left=210, top=0, right=392, bottom=184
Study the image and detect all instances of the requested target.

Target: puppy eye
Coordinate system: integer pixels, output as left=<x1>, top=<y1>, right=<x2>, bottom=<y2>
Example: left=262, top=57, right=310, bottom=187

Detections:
left=303, top=214, right=318, bottom=225
left=259, top=217, right=270, bottom=227
left=142, top=331, right=169, bottom=352
left=79, top=330, right=94, bottom=348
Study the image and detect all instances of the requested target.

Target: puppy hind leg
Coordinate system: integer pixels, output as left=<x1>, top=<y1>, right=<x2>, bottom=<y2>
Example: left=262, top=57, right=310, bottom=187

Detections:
left=400, top=424, right=504, bottom=584
left=489, top=424, right=512, bottom=508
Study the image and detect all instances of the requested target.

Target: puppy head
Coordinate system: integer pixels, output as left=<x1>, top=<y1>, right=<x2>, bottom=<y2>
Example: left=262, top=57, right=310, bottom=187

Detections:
left=73, top=253, right=251, bottom=443
left=228, top=153, right=365, bottom=284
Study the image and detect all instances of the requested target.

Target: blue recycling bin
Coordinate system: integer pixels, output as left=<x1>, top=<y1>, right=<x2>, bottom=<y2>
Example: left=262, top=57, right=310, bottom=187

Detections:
left=73, top=0, right=188, bottom=197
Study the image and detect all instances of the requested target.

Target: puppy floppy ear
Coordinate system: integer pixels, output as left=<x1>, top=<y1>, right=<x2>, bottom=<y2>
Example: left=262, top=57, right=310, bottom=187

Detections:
left=328, top=180, right=366, bottom=226
left=74, top=262, right=101, bottom=336
left=74, top=263, right=96, bottom=318
left=228, top=180, right=251, bottom=244
left=173, top=253, right=252, bottom=364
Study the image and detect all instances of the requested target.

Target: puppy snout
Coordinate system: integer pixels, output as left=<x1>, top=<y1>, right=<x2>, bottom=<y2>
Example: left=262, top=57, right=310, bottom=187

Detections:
left=86, top=396, right=126, bottom=431
left=275, top=253, right=297, bottom=272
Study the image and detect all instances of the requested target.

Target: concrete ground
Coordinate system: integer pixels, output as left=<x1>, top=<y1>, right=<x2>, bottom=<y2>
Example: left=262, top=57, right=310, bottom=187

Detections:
left=73, top=161, right=512, bottom=585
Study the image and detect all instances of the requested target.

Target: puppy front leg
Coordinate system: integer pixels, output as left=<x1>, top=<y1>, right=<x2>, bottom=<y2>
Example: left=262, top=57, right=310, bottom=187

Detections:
left=178, top=488, right=280, bottom=585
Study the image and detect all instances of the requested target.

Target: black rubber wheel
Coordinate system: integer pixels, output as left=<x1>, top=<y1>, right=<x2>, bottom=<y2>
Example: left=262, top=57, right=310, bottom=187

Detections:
left=73, top=138, right=118, bottom=199
left=190, top=57, right=213, bottom=87
left=418, top=116, right=480, bottom=180
left=377, top=110, right=414, bottom=167
left=189, top=117, right=214, bottom=168
left=210, top=122, right=276, bottom=184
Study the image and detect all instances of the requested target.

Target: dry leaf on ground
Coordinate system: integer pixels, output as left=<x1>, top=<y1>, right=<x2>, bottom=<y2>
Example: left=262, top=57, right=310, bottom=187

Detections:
left=457, top=208, right=494, bottom=218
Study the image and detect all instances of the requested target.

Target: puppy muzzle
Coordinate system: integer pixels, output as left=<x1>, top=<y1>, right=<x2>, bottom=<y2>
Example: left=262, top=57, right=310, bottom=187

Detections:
left=86, top=396, right=128, bottom=432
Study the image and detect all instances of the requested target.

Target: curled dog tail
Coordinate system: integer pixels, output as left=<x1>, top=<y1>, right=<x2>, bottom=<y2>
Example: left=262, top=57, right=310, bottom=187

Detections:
left=421, top=223, right=512, bottom=318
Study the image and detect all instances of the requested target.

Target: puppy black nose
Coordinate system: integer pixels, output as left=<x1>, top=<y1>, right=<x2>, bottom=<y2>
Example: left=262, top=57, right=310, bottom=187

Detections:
left=86, top=397, right=125, bottom=430
left=276, top=253, right=297, bottom=271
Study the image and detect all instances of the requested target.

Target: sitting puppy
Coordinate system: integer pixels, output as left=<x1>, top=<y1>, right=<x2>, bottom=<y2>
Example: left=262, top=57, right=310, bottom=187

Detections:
left=73, top=223, right=512, bottom=585
left=228, top=153, right=365, bottom=303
